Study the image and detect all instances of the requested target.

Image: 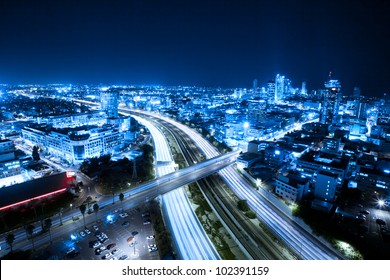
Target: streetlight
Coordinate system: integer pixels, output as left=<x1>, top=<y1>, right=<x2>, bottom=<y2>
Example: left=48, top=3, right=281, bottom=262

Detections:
left=70, top=204, right=73, bottom=221
left=112, top=189, right=115, bottom=205
left=59, top=208, right=63, bottom=226
left=378, top=199, right=385, bottom=208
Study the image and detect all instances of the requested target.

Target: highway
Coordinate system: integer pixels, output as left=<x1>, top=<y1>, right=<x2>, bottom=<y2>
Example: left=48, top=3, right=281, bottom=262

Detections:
left=0, top=149, right=238, bottom=258
left=39, top=99, right=341, bottom=260
left=127, top=109, right=343, bottom=260
left=156, top=118, right=294, bottom=259
left=132, top=115, right=220, bottom=260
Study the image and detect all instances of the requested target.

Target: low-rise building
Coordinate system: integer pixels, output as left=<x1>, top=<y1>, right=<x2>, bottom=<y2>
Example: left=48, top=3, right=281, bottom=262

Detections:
left=0, top=139, right=22, bottom=186
left=22, top=123, right=123, bottom=164
left=297, top=150, right=350, bottom=187
left=237, top=152, right=261, bottom=169
left=313, top=170, right=338, bottom=202
left=274, top=173, right=310, bottom=203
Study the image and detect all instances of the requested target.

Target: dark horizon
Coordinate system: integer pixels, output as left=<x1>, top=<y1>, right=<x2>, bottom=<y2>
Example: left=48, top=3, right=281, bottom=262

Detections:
left=1, top=0, right=389, bottom=96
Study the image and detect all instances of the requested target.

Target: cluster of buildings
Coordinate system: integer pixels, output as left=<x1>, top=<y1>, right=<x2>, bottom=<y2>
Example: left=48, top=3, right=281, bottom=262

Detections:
left=0, top=139, right=23, bottom=187
left=0, top=89, right=140, bottom=189
left=1, top=74, right=389, bottom=213
left=21, top=90, right=136, bottom=164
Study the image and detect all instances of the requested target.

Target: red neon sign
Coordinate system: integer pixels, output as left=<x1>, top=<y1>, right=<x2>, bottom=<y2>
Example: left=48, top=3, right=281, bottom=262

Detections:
left=0, top=188, right=67, bottom=211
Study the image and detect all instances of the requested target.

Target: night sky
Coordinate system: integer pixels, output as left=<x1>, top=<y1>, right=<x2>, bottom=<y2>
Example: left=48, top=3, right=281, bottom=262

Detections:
left=1, top=0, right=389, bottom=96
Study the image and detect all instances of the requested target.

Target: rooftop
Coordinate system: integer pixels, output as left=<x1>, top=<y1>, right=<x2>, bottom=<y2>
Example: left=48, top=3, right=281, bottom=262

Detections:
left=0, top=172, right=71, bottom=210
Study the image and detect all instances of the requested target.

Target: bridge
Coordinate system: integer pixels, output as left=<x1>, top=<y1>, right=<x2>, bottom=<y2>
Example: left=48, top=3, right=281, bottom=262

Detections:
left=0, top=150, right=240, bottom=257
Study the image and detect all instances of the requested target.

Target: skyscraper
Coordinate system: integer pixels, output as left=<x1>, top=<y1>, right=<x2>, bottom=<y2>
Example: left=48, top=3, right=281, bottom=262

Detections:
left=253, top=79, right=258, bottom=90
left=301, top=81, right=307, bottom=95
left=267, top=80, right=275, bottom=102
left=320, top=74, right=341, bottom=125
left=100, top=89, right=119, bottom=118
left=274, top=74, right=285, bottom=103
left=352, top=87, right=361, bottom=99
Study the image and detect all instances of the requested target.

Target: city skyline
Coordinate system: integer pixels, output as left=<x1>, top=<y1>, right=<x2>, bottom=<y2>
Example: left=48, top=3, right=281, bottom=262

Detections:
left=0, top=0, right=390, bottom=96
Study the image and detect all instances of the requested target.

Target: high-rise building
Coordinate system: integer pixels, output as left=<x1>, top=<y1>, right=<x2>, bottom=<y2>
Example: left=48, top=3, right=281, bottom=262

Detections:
left=267, top=80, right=275, bottom=98
left=357, top=102, right=367, bottom=119
left=320, top=75, right=341, bottom=125
left=253, top=79, right=258, bottom=90
left=353, top=87, right=361, bottom=99
left=275, top=74, right=285, bottom=102
left=100, top=89, right=119, bottom=118
left=301, top=81, right=307, bottom=95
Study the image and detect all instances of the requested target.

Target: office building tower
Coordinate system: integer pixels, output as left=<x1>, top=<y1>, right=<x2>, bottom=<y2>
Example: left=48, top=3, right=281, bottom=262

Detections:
left=100, top=89, right=119, bottom=118
left=275, top=74, right=285, bottom=102
left=253, top=79, right=258, bottom=90
left=320, top=75, right=341, bottom=125
left=353, top=87, right=361, bottom=99
left=267, top=80, right=275, bottom=101
left=301, top=81, right=307, bottom=95
left=357, top=102, right=367, bottom=119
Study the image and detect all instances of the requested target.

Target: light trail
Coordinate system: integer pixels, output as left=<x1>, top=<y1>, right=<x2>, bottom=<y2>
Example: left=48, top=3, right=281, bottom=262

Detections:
left=130, top=110, right=340, bottom=260
left=132, top=115, right=220, bottom=260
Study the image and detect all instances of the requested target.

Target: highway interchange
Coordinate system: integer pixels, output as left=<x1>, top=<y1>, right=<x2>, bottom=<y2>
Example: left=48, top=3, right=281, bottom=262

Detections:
left=1, top=103, right=343, bottom=260
left=127, top=109, right=343, bottom=260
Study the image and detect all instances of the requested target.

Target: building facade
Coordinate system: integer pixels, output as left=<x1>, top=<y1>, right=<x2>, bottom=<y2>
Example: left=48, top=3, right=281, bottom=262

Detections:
left=274, top=173, right=310, bottom=203
left=320, top=77, right=341, bottom=125
left=22, top=124, right=123, bottom=164
left=100, top=90, right=119, bottom=118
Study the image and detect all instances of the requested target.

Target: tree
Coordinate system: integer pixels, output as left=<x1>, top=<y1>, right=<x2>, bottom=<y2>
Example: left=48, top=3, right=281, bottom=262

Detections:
left=32, top=145, right=40, bottom=161
left=119, top=193, right=124, bottom=212
left=6, top=233, right=15, bottom=254
left=44, top=218, right=52, bottom=244
left=80, top=204, right=87, bottom=229
left=26, top=224, right=35, bottom=251
left=237, top=200, right=250, bottom=212
left=93, top=203, right=99, bottom=223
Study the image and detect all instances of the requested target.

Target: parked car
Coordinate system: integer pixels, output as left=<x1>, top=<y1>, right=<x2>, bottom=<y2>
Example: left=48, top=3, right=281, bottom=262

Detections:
left=376, top=219, right=386, bottom=226
left=102, top=253, right=112, bottom=260
left=119, top=212, right=128, bottom=218
left=142, top=211, right=150, bottom=217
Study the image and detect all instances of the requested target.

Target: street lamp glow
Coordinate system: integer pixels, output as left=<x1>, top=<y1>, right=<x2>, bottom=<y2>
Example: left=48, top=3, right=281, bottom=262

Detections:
left=107, top=214, right=114, bottom=222
left=378, top=200, right=385, bottom=207
left=243, top=122, right=250, bottom=129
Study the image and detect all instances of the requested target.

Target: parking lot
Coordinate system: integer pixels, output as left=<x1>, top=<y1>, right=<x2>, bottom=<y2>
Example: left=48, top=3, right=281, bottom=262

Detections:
left=33, top=206, right=160, bottom=260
